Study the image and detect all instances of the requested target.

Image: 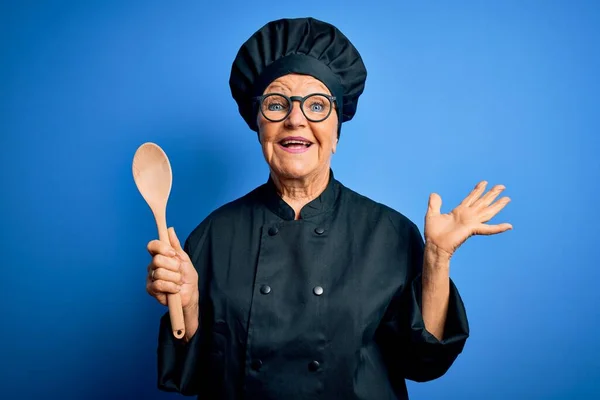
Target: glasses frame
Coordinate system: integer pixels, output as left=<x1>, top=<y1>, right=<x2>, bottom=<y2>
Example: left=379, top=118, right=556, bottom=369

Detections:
left=253, top=93, right=337, bottom=123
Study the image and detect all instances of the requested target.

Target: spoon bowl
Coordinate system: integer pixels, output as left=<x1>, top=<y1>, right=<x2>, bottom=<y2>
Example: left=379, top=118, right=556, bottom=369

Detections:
left=132, top=142, right=185, bottom=339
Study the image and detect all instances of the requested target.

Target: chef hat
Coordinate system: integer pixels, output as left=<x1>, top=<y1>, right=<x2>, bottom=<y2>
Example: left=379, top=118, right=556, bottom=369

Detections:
left=229, top=17, right=367, bottom=136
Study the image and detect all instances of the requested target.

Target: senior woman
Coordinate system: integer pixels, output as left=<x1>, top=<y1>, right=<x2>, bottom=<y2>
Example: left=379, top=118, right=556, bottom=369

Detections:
left=145, top=17, right=511, bottom=399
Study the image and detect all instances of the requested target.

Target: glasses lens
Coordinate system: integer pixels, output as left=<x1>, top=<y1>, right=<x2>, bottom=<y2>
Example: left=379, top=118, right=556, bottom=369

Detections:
left=302, top=94, right=332, bottom=122
left=261, top=94, right=290, bottom=121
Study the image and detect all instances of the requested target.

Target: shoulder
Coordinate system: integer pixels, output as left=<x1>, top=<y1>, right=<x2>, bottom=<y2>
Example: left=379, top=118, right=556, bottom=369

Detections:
left=184, top=184, right=265, bottom=249
left=208, top=184, right=265, bottom=222
left=337, top=180, right=422, bottom=240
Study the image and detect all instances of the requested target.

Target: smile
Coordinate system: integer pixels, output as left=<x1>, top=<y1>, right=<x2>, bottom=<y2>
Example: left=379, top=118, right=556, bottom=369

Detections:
left=278, top=137, right=313, bottom=153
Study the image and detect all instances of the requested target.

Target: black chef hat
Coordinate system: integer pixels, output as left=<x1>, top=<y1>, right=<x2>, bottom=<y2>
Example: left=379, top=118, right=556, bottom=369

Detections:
left=229, top=17, right=367, bottom=136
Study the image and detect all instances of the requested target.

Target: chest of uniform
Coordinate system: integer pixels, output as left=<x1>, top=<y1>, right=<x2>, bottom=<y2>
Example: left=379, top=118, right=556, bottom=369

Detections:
left=207, top=218, right=408, bottom=338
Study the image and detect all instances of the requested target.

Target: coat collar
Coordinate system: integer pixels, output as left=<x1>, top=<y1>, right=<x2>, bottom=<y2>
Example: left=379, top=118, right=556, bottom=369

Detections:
left=262, top=169, right=339, bottom=221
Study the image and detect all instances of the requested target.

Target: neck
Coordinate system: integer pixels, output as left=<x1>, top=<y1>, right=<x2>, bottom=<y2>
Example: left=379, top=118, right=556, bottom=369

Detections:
left=271, top=166, right=331, bottom=219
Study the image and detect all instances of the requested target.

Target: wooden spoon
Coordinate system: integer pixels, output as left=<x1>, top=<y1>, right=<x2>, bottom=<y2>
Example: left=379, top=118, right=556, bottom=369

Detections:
left=132, top=142, right=185, bottom=339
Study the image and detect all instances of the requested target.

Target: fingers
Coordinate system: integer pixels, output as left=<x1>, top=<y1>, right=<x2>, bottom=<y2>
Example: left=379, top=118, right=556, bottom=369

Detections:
left=427, top=193, right=442, bottom=216
left=149, top=253, right=181, bottom=272
left=168, top=227, right=191, bottom=262
left=152, top=267, right=183, bottom=285
left=145, top=228, right=191, bottom=307
left=147, top=228, right=190, bottom=263
left=460, top=181, right=488, bottom=206
left=153, top=293, right=167, bottom=306
left=147, top=239, right=177, bottom=258
left=145, top=279, right=168, bottom=306
left=473, top=184, right=506, bottom=209
left=473, top=223, right=513, bottom=235
left=146, top=260, right=182, bottom=304
left=146, top=277, right=181, bottom=305
left=150, top=278, right=181, bottom=294
left=480, top=196, right=511, bottom=222
left=168, top=227, right=183, bottom=251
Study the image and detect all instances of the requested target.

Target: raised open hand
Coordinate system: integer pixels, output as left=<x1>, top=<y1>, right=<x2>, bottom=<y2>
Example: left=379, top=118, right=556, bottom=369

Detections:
left=424, top=181, right=512, bottom=257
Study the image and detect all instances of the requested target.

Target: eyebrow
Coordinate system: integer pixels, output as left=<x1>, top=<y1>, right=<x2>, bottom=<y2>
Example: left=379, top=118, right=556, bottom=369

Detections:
left=265, top=84, right=330, bottom=95
left=265, top=84, right=289, bottom=93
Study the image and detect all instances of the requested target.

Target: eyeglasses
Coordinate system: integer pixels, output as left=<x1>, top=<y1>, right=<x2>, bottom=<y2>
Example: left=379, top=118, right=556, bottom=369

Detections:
left=253, top=93, right=337, bottom=123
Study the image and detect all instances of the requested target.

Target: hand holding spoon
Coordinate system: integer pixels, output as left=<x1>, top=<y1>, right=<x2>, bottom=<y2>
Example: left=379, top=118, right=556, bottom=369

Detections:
left=132, top=142, right=185, bottom=339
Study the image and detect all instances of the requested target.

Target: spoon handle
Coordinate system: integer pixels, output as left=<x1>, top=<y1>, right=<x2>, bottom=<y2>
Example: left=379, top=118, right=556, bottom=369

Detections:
left=155, top=210, right=186, bottom=340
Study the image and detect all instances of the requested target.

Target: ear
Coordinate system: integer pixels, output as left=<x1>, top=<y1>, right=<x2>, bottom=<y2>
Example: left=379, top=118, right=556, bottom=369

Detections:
left=256, top=120, right=263, bottom=144
left=256, top=112, right=266, bottom=144
left=332, top=136, right=338, bottom=154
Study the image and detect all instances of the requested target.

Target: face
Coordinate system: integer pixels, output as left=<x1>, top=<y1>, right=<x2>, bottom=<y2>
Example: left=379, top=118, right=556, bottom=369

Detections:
left=257, top=74, right=338, bottom=181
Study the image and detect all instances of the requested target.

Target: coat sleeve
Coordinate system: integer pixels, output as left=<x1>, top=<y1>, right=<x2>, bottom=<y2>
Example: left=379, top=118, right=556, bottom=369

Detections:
left=157, top=309, right=205, bottom=395
left=377, top=220, right=470, bottom=383
left=156, top=220, right=212, bottom=395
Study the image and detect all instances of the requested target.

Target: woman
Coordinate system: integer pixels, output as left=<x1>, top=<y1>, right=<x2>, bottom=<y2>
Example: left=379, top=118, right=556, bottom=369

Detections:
left=145, top=17, right=511, bottom=399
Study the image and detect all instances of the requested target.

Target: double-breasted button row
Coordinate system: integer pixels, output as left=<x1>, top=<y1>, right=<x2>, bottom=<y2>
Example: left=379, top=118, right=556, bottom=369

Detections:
left=259, top=285, right=323, bottom=296
left=251, top=359, right=320, bottom=372
left=266, top=226, right=325, bottom=236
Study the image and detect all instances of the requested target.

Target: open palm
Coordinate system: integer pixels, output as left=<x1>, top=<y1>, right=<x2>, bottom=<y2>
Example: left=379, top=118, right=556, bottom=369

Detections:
left=424, top=181, right=512, bottom=257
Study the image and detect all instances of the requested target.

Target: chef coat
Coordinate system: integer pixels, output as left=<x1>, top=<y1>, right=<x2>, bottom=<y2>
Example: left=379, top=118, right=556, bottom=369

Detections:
left=156, top=170, right=469, bottom=399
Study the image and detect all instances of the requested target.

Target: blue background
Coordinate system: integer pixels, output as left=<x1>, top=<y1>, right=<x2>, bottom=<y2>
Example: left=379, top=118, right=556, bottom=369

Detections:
left=2, top=1, right=599, bottom=399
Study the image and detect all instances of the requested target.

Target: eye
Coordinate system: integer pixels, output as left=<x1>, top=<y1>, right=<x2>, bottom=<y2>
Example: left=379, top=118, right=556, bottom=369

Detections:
left=310, top=103, right=324, bottom=112
left=306, top=98, right=327, bottom=113
left=262, top=95, right=289, bottom=113
left=268, top=103, right=285, bottom=111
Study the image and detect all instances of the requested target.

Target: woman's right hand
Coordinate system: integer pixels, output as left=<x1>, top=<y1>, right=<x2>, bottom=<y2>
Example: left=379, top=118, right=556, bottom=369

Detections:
left=146, top=227, right=199, bottom=311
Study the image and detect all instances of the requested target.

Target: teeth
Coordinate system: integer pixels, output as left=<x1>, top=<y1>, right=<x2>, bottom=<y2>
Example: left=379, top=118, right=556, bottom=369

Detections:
left=282, top=140, right=310, bottom=145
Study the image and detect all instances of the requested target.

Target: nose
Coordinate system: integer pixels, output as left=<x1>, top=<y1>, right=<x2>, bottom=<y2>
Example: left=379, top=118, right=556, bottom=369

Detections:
left=284, top=98, right=307, bottom=128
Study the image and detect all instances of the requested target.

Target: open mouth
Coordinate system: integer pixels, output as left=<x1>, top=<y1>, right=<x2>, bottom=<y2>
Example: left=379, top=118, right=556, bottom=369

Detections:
left=279, top=138, right=313, bottom=149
